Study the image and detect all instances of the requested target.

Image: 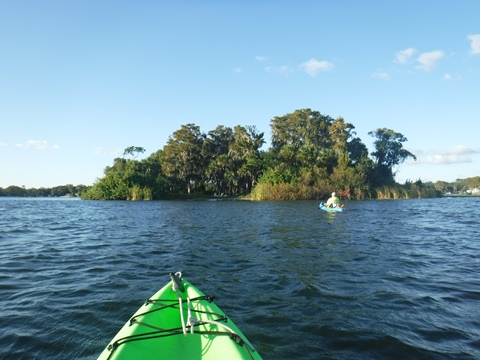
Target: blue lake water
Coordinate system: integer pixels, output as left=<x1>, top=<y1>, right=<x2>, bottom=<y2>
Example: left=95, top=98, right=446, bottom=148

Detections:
left=0, top=197, right=479, bottom=359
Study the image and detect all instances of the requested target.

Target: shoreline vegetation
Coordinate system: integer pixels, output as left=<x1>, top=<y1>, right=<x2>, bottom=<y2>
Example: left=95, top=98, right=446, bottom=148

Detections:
left=2, top=109, right=479, bottom=201
left=2, top=181, right=480, bottom=200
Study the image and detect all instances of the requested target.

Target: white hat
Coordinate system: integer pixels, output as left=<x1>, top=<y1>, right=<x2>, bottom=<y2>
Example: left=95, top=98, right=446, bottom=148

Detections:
left=332, top=192, right=336, bottom=196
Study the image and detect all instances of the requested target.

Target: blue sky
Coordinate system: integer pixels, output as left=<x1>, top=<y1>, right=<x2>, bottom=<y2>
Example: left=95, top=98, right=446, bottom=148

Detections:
left=1, top=1, right=479, bottom=188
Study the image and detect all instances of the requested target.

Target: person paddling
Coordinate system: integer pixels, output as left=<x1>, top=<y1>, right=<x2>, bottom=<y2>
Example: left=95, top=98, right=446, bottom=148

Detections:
left=325, top=192, right=341, bottom=208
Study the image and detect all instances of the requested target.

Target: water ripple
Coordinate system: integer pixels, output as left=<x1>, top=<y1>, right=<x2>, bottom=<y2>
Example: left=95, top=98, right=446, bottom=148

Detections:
left=0, top=198, right=479, bottom=359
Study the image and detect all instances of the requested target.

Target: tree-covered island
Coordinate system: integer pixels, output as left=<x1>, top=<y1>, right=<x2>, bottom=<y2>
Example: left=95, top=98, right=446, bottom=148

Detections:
left=78, top=108, right=439, bottom=200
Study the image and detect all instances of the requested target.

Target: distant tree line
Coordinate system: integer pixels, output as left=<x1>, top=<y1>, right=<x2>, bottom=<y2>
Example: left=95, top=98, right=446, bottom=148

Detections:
left=79, top=108, right=439, bottom=200
left=434, top=176, right=480, bottom=194
left=0, top=184, right=88, bottom=197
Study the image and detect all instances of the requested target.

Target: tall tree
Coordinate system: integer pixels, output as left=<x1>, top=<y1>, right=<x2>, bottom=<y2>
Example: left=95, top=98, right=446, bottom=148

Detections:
left=270, top=109, right=333, bottom=169
left=368, top=128, right=416, bottom=183
left=204, top=126, right=233, bottom=194
left=162, top=124, right=206, bottom=194
left=229, top=125, right=265, bottom=193
left=328, top=117, right=355, bottom=153
left=204, top=126, right=233, bottom=158
left=123, top=146, right=146, bottom=159
left=347, top=137, right=369, bottom=165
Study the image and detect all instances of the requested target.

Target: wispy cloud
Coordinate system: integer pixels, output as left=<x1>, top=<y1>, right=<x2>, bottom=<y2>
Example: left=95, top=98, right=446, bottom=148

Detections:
left=395, top=48, right=417, bottom=64
left=259, top=57, right=333, bottom=77
left=300, top=58, right=334, bottom=77
left=233, top=67, right=243, bottom=73
left=0, top=141, right=7, bottom=148
left=443, top=73, right=461, bottom=81
left=372, top=71, right=390, bottom=80
left=411, top=145, right=478, bottom=165
left=443, top=73, right=453, bottom=81
left=16, top=140, right=59, bottom=151
left=467, top=34, right=480, bottom=54
left=394, top=48, right=446, bottom=72
left=265, top=65, right=293, bottom=75
left=416, top=50, right=444, bottom=71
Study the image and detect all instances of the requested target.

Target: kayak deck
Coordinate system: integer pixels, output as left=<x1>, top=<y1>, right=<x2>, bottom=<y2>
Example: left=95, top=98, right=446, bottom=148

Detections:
left=98, top=273, right=262, bottom=360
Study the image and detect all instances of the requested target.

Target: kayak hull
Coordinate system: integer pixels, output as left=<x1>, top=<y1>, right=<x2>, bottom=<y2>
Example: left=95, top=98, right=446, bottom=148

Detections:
left=319, top=202, right=344, bottom=211
left=98, top=274, right=262, bottom=360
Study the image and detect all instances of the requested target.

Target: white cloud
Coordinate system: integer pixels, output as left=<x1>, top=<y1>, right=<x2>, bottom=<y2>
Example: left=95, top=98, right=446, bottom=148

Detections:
left=425, top=154, right=471, bottom=165
left=416, top=50, right=444, bottom=71
left=395, top=48, right=417, bottom=64
left=300, top=58, right=334, bottom=77
left=413, top=145, right=478, bottom=165
left=467, top=34, right=480, bottom=54
left=255, top=55, right=267, bottom=62
left=16, top=140, right=59, bottom=151
left=450, top=145, right=477, bottom=155
left=0, top=141, right=7, bottom=147
left=233, top=67, right=243, bottom=73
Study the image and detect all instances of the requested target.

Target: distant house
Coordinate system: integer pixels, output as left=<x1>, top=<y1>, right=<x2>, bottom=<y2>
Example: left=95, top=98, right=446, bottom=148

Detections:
left=472, top=187, right=480, bottom=195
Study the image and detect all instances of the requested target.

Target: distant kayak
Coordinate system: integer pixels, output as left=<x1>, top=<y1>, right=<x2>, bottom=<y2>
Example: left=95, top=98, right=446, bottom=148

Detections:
left=319, top=202, right=344, bottom=211
left=98, top=272, right=262, bottom=360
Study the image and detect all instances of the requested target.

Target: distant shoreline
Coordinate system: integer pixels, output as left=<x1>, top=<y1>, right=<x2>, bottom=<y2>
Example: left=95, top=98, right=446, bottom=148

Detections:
left=442, top=194, right=480, bottom=198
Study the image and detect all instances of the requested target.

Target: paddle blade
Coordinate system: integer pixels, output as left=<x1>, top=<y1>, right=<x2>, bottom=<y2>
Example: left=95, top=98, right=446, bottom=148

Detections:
left=339, top=189, right=349, bottom=197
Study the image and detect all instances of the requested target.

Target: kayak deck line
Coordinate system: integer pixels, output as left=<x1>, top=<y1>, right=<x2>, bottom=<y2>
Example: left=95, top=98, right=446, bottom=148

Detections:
left=105, top=301, right=257, bottom=359
left=128, top=296, right=227, bottom=335
left=108, top=327, right=247, bottom=354
left=99, top=272, right=262, bottom=360
left=129, top=295, right=218, bottom=325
